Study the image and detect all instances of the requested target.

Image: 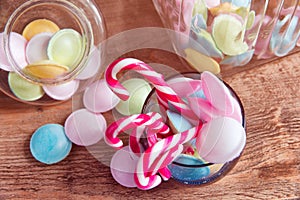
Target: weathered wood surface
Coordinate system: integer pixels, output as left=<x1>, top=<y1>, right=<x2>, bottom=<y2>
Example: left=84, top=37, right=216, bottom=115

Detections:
left=0, top=0, right=299, bottom=199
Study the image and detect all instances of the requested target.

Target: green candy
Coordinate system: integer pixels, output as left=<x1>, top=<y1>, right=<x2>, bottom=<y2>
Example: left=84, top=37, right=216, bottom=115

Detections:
left=47, top=29, right=83, bottom=69
left=115, top=78, right=152, bottom=116
left=8, top=72, right=44, bottom=101
left=212, top=14, right=248, bottom=56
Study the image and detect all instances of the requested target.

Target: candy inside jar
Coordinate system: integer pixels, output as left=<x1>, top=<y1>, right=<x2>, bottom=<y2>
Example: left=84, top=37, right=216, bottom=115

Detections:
left=143, top=72, right=246, bottom=185
left=102, top=58, right=246, bottom=189
left=0, top=0, right=106, bottom=105
left=152, top=0, right=300, bottom=71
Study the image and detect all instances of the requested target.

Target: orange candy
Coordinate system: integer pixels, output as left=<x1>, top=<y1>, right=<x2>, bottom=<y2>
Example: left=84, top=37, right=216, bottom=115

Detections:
left=22, top=19, right=60, bottom=41
left=24, top=60, right=69, bottom=79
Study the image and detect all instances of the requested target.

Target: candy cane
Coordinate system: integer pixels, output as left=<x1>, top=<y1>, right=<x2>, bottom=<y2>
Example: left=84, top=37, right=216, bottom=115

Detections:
left=104, top=112, right=168, bottom=148
left=134, top=125, right=202, bottom=190
left=105, top=58, right=198, bottom=124
left=129, top=112, right=169, bottom=157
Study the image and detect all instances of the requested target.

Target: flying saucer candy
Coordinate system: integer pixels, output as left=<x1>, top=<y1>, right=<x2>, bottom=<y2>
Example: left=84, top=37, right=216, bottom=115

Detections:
left=30, top=124, right=72, bottom=164
left=8, top=72, right=44, bottom=101
left=212, top=14, right=248, bottom=56
left=115, top=78, right=152, bottom=116
left=196, top=117, right=246, bottom=164
left=83, top=79, right=120, bottom=113
left=24, top=60, right=69, bottom=79
left=26, top=32, right=53, bottom=64
left=22, top=19, right=59, bottom=41
left=64, top=109, right=107, bottom=146
left=47, top=29, right=83, bottom=68
left=110, top=146, right=138, bottom=188
left=43, top=80, right=79, bottom=101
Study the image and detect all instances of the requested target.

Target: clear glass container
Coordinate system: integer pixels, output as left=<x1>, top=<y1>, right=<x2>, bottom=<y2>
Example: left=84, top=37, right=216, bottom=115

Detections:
left=152, top=0, right=300, bottom=69
left=0, top=0, right=106, bottom=105
left=142, top=72, right=246, bottom=185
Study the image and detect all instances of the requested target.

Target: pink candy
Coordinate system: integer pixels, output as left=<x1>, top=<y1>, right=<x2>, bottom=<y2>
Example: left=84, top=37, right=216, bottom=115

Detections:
left=0, top=32, right=27, bottom=71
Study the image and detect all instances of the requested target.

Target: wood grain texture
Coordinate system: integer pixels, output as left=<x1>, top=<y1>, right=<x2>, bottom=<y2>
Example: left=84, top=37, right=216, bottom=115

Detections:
left=0, top=0, right=299, bottom=199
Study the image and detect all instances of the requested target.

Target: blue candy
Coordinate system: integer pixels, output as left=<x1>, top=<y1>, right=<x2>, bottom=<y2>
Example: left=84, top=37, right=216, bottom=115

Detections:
left=168, top=154, right=210, bottom=182
left=30, top=124, right=72, bottom=164
left=270, top=14, right=300, bottom=57
left=222, top=0, right=251, bottom=7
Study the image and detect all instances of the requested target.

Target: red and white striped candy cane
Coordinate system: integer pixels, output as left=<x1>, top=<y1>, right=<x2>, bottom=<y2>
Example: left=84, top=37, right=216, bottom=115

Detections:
left=104, top=112, right=168, bottom=149
left=134, top=125, right=202, bottom=190
left=105, top=58, right=198, bottom=124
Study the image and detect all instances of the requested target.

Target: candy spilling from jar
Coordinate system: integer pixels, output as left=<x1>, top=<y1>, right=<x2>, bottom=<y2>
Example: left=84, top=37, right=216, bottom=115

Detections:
left=0, top=19, right=101, bottom=101
left=153, top=0, right=300, bottom=71
left=29, top=58, right=246, bottom=190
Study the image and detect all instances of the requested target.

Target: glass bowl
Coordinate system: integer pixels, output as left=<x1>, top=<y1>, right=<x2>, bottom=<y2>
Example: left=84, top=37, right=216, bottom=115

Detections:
left=142, top=72, right=246, bottom=185
left=0, top=0, right=106, bottom=105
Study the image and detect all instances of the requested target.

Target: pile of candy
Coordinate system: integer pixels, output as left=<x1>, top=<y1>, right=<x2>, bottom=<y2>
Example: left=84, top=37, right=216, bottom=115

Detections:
left=153, top=0, right=300, bottom=71
left=29, top=58, right=246, bottom=190
left=0, top=18, right=101, bottom=101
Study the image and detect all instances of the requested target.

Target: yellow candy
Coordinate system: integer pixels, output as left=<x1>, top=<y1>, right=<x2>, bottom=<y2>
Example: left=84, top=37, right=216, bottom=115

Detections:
left=24, top=60, right=69, bottom=79
left=209, top=2, right=237, bottom=16
left=22, top=19, right=60, bottom=41
left=184, top=48, right=220, bottom=74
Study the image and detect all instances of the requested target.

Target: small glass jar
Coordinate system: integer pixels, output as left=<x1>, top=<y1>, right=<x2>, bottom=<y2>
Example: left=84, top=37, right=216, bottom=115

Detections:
left=142, top=72, right=246, bottom=185
left=0, top=0, right=106, bottom=105
left=152, top=0, right=300, bottom=70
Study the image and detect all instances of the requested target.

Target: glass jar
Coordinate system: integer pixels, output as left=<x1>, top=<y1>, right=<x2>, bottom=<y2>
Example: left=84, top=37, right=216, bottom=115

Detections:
left=142, top=72, right=246, bottom=185
left=152, top=0, right=300, bottom=70
left=0, top=0, right=106, bottom=105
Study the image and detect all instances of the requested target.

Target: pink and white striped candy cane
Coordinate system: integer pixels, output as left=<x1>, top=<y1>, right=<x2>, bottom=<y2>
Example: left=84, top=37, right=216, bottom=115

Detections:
left=134, top=125, right=202, bottom=190
left=129, top=112, right=169, bottom=157
left=104, top=112, right=168, bottom=149
left=105, top=58, right=198, bottom=124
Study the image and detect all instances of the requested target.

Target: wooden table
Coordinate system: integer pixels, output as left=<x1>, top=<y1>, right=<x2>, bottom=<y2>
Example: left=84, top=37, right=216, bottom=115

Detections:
left=0, top=0, right=299, bottom=199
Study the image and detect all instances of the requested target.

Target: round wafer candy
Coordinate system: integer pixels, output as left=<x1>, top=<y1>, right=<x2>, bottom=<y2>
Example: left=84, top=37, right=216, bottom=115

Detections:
left=0, top=32, right=27, bottom=71
left=168, top=154, right=210, bottom=182
left=30, top=124, right=72, bottom=164
left=110, top=146, right=138, bottom=188
left=184, top=48, right=220, bottom=74
left=220, top=50, right=254, bottom=67
left=196, top=117, right=246, bottom=164
left=204, top=0, right=220, bottom=8
left=0, top=32, right=12, bottom=71
left=168, top=77, right=202, bottom=98
left=47, top=29, right=83, bottom=68
left=167, top=110, right=193, bottom=133
left=43, top=80, right=79, bottom=101
left=76, top=46, right=101, bottom=80
left=22, top=19, right=59, bottom=41
left=24, top=60, right=69, bottom=79
left=64, top=109, right=106, bottom=146
left=83, top=79, right=120, bottom=113
left=8, top=72, right=44, bottom=101
left=190, top=18, right=223, bottom=58
left=115, top=78, right=152, bottom=116
left=222, top=0, right=250, bottom=7
left=26, top=32, right=53, bottom=64
left=212, top=14, right=248, bottom=56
